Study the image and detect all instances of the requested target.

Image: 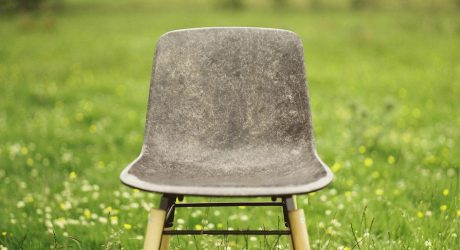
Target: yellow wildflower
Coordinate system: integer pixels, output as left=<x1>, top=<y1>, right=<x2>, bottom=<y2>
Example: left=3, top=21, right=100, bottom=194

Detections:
left=123, top=224, right=132, bottom=230
left=84, top=209, right=91, bottom=219
left=20, top=147, right=29, bottom=155
left=60, top=202, right=71, bottom=211
left=371, top=171, right=380, bottom=179
left=25, top=194, right=34, bottom=203
left=96, top=161, right=105, bottom=168
left=375, top=188, right=384, bottom=196
left=442, top=189, right=449, bottom=196
left=332, top=162, right=342, bottom=173
left=110, top=216, right=118, bottom=225
left=26, top=158, right=34, bottom=167
left=103, top=206, right=112, bottom=214
left=387, top=155, right=395, bottom=164
left=364, top=158, right=373, bottom=167
left=89, top=124, right=97, bottom=133
left=416, top=211, right=424, bottom=218
left=440, top=205, right=447, bottom=212
left=69, top=171, right=77, bottom=180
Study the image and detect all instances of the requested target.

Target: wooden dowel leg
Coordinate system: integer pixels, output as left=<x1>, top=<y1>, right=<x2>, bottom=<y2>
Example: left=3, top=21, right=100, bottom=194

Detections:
left=286, top=196, right=311, bottom=250
left=143, top=208, right=166, bottom=250
left=159, top=228, right=171, bottom=250
left=289, top=208, right=310, bottom=250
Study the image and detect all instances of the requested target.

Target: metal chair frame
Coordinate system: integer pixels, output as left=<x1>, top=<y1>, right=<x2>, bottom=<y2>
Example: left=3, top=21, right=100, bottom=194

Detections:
left=143, top=194, right=310, bottom=250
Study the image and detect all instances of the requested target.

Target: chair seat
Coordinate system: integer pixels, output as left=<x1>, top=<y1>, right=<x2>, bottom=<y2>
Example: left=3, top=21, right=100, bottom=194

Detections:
left=120, top=142, right=332, bottom=196
left=120, top=28, right=333, bottom=196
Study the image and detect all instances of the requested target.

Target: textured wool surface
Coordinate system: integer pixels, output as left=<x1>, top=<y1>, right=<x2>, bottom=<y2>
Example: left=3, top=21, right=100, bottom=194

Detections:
left=121, top=27, right=332, bottom=196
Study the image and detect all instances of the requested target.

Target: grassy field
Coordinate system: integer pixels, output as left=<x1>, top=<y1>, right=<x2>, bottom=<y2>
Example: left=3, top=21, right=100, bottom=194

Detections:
left=0, top=1, right=459, bottom=249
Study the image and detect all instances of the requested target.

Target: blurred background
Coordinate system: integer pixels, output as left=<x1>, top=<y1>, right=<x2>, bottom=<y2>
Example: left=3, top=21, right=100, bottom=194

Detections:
left=1, top=0, right=459, bottom=249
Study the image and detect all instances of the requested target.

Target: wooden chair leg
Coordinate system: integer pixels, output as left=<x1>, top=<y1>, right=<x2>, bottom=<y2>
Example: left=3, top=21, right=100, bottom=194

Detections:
left=286, top=196, right=311, bottom=250
left=159, top=228, right=171, bottom=250
left=143, top=208, right=166, bottom=250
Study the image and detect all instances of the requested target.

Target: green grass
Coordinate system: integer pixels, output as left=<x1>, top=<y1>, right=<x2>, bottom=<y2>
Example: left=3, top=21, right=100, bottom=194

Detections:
left=0, top=1, right=459, bottom=249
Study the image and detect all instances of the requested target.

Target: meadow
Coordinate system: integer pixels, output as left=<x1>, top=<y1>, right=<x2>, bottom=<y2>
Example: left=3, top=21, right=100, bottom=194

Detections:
left=0, top=1, right=459, bottom=249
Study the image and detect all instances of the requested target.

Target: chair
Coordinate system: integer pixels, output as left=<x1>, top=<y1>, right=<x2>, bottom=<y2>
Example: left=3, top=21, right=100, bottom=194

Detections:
left=120, top=27, right=333, bottom=250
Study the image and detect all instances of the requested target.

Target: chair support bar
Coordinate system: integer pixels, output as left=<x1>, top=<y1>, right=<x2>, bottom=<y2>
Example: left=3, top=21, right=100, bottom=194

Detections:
left=162, top=229, right=291, bottom=235
left=160, top=194, right=293, bottom=229
left=175, top=201, right=285, bottom=207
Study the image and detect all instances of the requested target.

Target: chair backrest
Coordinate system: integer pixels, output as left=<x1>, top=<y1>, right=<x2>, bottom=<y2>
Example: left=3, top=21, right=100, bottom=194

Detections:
left=144, top=28, right=315, bottom=153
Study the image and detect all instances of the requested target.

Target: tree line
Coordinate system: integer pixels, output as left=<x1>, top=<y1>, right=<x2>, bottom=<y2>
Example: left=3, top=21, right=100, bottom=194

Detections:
left=1, top=0, right=459, bottom=12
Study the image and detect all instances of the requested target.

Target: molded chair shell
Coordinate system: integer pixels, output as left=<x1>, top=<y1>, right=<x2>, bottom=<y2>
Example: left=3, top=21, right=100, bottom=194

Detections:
left=120, top=27, right=332, bottom=196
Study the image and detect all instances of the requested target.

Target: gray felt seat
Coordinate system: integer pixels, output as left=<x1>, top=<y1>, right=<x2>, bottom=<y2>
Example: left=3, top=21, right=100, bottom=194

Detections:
left=120, top=27, right=333, bottom=196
